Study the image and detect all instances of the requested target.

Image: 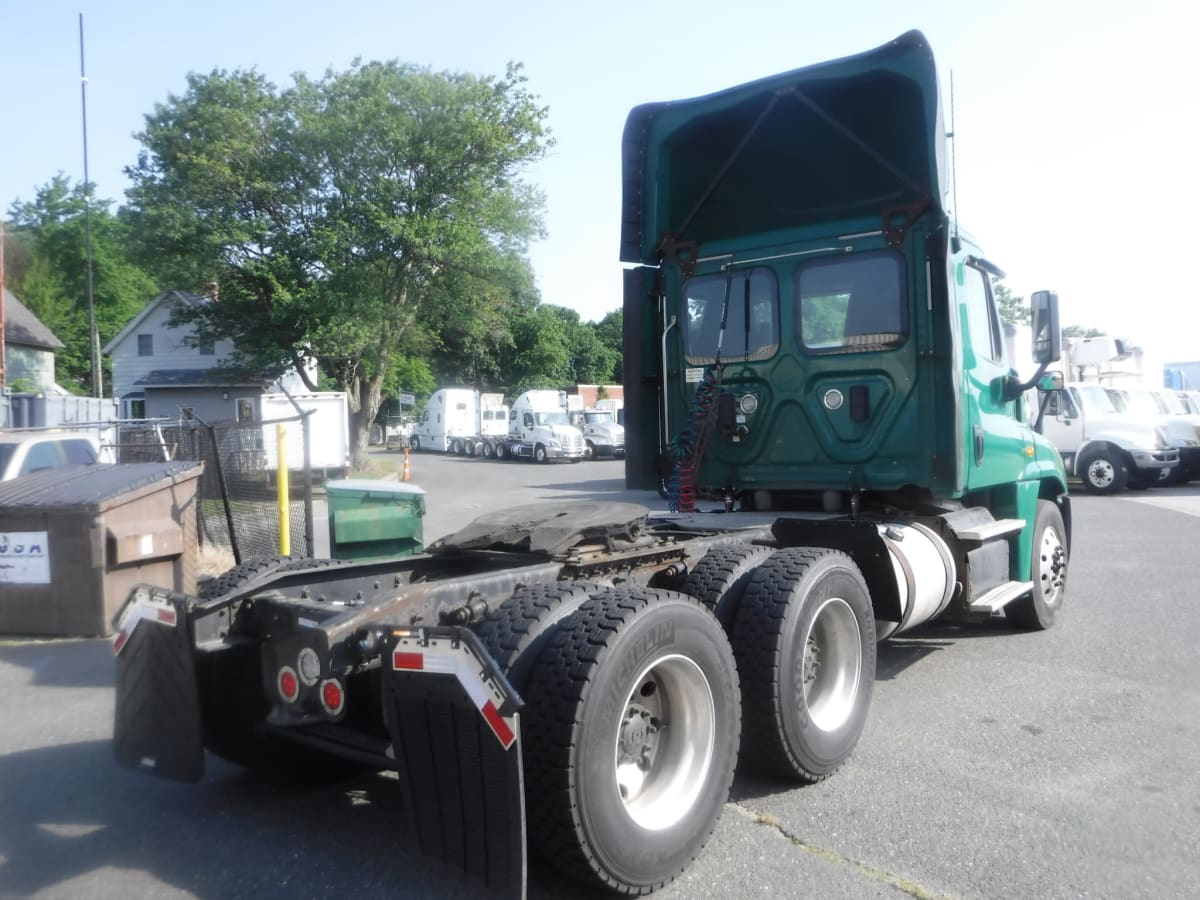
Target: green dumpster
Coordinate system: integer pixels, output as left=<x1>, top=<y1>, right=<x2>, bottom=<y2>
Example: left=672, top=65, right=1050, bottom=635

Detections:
left=325, top=479, right=425, bottom=560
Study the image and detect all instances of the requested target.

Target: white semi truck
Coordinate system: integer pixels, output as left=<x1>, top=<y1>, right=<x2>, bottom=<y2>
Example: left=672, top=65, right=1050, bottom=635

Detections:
left=1038, top=382, right=1177, bottom=492
left=573, top=407, right=626, bottom=458
left=408, top=389, right=508, bottom=455
left=410, top=388, right=585, bottom=462
left=493, top=389, right=586, bottom=462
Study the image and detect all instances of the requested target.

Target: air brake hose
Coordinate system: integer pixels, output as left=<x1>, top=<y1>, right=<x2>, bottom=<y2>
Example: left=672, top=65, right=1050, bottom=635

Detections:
left=667, top=364, right=723, bottom=512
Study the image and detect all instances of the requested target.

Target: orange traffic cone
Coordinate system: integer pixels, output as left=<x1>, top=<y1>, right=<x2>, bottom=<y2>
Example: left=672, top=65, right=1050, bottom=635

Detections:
left=402, top=448, right=411, bottom=482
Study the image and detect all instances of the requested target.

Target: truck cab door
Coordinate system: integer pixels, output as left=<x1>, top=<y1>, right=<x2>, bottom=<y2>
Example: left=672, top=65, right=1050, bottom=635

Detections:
left=1039, top=389, right=1080, bottom=455
left=958, top=259, right=1029, bottom=486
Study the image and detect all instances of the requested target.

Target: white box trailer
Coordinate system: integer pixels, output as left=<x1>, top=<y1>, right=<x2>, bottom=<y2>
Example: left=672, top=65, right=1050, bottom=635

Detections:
left=260, top=392, right=350, bottom=478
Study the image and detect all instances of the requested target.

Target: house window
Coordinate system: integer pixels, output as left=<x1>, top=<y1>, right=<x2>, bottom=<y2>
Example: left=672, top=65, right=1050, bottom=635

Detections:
left=138, top=334, right=153, bottom=356
left=198, top=338, right=215, bottom=356
left=237, top=399, right=255, bottom=422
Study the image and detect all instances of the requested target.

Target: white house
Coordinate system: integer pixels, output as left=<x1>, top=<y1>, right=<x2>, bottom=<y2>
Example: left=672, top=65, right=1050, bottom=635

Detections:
left=103, top=289, right=248, bottom=420
left=103, top=288, right=319, bottom=423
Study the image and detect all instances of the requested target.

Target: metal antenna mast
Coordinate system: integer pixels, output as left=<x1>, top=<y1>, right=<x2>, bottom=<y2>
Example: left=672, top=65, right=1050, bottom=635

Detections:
left=80, top=13, right=102, bottom=398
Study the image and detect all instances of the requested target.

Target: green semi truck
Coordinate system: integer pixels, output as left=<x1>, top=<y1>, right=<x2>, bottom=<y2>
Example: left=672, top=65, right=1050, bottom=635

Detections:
left=112, top=30, right=1069, bottom=899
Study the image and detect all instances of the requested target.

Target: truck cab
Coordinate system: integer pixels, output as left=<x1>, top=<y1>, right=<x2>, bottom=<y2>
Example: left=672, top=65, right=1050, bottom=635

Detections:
left=1105, top=386, right=1198, bottom=483
left=1038, top=382, right=1177, bottom=492
left=507, top=390, right=586, bottom=462
left=577, top=408, right=625, bottom=458
left=621, top=29, right=1071, bottom=632
left=409, top=387, right=478, bottom=453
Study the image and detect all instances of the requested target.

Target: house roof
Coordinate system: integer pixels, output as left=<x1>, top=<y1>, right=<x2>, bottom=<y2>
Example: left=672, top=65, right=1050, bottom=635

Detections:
left=101, top=289, right=208, bottom=354
left=2, top=287, right=65, bottom=351
left=134, top=367, right=267, bottom=389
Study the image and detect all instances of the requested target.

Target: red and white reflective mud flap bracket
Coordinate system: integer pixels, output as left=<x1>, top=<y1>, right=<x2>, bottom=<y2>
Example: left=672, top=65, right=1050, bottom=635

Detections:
left=111, top=587, right=205, bottom=783
left=112, top=589, right=179, bottom=656
left=382, top=625, right=526, bottom=900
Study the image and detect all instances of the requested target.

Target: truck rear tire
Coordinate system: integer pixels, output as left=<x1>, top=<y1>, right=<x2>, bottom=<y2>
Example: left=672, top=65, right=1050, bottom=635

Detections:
left=681, top=544, right=774, bottom=629
left=496, top=441, right=509, bottom=460
left=409, top=435, right=421, bottom=452
left=732, top=548, right=875, bottom=783
left=1005, top=500, right=1068, bottom=630
left=198, top=556, right=291, bottom=600
left=1078, top=447, right=1127, bottom=494
left=482, top=440, right=495, bottom=458
left=522, top=588, right=740, bottom=894
left=473, top=581, right=595, bottom=693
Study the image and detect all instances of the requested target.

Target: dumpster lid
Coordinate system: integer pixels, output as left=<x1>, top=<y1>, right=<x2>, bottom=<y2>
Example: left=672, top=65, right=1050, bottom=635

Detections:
left=0, top=462, right=203, bottom=511
left=325, top=478, right=425, bottom=495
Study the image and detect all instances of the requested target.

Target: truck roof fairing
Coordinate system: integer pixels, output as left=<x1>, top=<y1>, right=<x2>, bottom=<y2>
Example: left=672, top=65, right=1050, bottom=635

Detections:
left=620, top=30, right=948, bottom=265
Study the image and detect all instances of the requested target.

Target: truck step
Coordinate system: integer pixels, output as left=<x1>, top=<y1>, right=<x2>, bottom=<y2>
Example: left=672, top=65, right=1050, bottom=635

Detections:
left=969, top=580, right=1033, bottom=614
left=956, top=518, right=1025, bottom=542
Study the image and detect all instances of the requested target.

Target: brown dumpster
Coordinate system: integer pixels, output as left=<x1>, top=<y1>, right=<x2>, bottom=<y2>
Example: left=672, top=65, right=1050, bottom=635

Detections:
left=0, top=461, right=203, bottom=637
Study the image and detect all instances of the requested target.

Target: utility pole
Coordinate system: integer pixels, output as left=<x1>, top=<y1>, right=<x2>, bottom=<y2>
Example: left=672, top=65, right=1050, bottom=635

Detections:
left=80, top=13, right=102, bottom=398
left=1, top=218, right=7, bottom=390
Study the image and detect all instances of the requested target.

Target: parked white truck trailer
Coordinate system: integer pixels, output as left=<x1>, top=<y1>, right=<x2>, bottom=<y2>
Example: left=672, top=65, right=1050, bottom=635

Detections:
left=259, top=392, right=350, bottom=479
left=408, top=389, right=510, bottom=455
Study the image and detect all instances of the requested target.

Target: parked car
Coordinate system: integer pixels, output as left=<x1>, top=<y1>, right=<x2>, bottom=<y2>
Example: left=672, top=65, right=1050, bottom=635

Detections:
left=0, top=432, right=101, bottom=481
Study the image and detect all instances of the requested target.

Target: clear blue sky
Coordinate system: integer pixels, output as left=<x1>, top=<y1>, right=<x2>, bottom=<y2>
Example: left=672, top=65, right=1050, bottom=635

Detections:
left=2, top=0, right=1195, bottom=365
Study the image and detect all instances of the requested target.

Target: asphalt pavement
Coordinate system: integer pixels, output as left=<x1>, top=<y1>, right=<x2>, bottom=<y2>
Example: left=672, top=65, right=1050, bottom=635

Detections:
left=2, top=454, right=1198, bottom=899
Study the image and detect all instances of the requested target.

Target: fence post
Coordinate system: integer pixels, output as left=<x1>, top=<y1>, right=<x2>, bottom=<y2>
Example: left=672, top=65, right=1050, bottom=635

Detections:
left=277, top=423, right=290, bottom=556
left=300, top=408, right=315, bottom=558
left=202, top=419, right=241, bottom=566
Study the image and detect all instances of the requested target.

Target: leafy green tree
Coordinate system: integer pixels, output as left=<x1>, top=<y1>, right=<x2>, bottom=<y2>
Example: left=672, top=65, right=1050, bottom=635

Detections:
left=124, top=61, right=551, bottom=465
left=6, top=175, right=156, bottom=394
left=1062, top=324, right=1105, bottom=338
left=594, top=309, right=624, bottom=382
left=994, top=281, right=1028, bottom=326
left=544, top=305, right=618, bottom=386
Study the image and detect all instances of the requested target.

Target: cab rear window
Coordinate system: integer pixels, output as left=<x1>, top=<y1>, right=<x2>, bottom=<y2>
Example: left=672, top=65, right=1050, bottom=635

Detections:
left=682, top=268, right=779, bottom=364
left=796, top=250, right=907, bottom=353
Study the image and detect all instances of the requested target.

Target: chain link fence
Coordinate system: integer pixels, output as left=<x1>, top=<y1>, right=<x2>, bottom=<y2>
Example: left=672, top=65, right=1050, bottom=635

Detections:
left=114, top=417, right=315, bottom=562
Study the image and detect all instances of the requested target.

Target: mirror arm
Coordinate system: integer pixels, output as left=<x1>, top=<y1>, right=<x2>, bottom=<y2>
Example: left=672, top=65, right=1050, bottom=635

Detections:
left=1033, top=385, right=1053, bottom=433
left=1002, top=360, right=1051, bottom=402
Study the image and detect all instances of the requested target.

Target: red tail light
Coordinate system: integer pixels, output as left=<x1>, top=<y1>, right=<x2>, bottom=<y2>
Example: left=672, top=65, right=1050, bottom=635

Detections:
left=319, top=678, right=345, bottom=716
left=278, top=666, right=300, bottom=703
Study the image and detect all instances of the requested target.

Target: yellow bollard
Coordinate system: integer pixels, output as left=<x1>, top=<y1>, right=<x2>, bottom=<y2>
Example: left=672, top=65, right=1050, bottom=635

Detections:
left=402, top=448, right=411, bottom=482
left=277, top=423, right=290, bottom=556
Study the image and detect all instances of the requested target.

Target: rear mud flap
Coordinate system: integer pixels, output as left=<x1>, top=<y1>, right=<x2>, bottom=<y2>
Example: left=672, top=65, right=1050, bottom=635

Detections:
left=382, top=626, right=525, bottom=900
left=112, top=590, right=205, bottom=782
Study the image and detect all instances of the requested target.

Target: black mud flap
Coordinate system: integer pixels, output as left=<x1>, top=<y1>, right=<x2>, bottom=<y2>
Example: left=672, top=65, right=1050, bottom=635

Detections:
left=112, top=589, right=205, bottom=782
left=382, top=626, right=526, bottom=900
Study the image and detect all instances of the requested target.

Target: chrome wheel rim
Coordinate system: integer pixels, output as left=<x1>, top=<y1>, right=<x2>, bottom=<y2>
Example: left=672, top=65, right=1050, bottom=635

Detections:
left=612, top=653, right=715, bottom=831
left=1087, top=458, right=1115, bottom=488
left=1038, top=524, right=1067, bottom=608
left=799, top=597, right=862, bottom=732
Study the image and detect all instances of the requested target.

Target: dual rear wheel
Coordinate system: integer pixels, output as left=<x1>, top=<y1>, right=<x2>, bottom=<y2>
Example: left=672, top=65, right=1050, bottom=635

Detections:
left=476, top=547, right=877, bottom=893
